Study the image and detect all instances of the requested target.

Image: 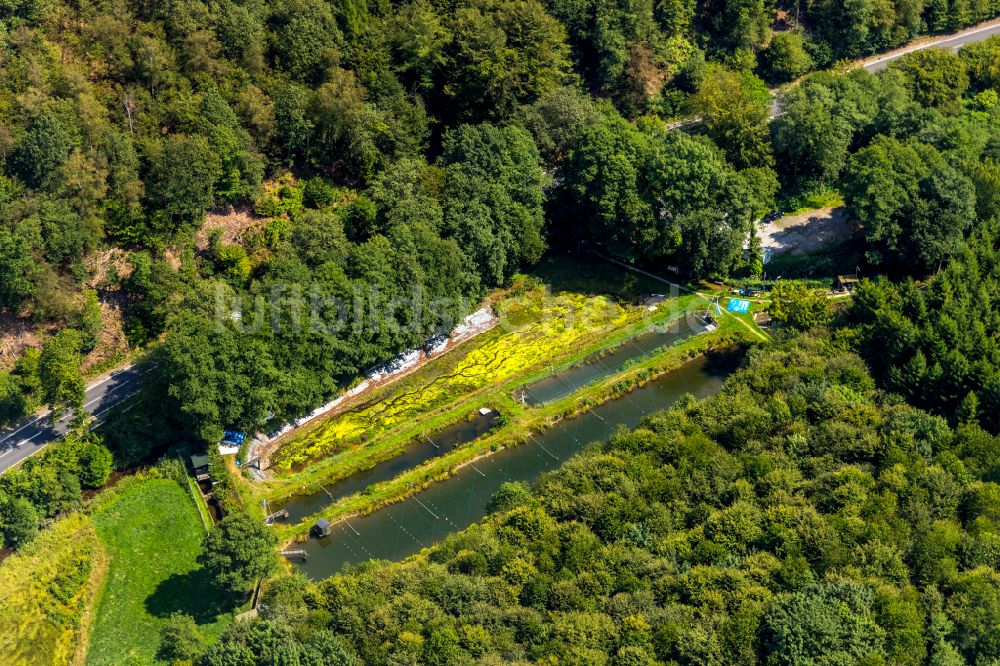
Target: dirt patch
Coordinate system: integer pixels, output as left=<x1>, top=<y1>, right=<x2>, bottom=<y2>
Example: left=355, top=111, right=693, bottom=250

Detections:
left=759, top=206, right=856, bottom=260
left=772, top=8, right=796, bottom=31
left=0, top=313, right=52, bottom=370
left=196, top=205, right=271, bottom=251
left=161, top=246, right=184, bottom=270
left=0, top=246, right=133, bottom=373
left=84, top=248, right=133, bottom=289
left=0, top=300, right=129, bottom=375
left=80, top=300, right=130, bottom=374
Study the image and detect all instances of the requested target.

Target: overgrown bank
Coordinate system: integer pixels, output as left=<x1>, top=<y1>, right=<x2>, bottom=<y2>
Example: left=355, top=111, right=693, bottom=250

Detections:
left=278, top=323, right=746, bottom=540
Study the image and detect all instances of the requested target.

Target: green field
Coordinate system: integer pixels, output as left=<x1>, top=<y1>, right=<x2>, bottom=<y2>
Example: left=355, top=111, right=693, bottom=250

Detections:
left=0, top=514, right=100, bottom=666
left=86, top=479, right=235, bottom=666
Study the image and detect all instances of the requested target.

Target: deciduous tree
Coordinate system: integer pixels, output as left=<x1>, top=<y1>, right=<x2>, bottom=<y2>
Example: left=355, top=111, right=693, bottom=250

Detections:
left=199, top=512, right=279, bottom=594
left=39, top=330, right=84, bottom=421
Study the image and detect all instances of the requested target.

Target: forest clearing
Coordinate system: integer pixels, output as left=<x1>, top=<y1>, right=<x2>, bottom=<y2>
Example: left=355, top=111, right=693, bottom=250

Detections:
left=238, top=261, right=758, bottom=537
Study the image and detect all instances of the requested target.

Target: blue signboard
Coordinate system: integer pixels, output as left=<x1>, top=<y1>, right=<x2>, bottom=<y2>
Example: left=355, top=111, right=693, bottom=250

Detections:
left=726, top=298, right=751, bottom=313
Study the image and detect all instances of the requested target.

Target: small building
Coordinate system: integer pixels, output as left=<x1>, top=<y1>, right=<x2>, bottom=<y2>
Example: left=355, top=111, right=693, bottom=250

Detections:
left=754, top=311, right=772, bottom=329
left=190, top=453, right=211, bottom=475
left=835, top=274, right=860, bottom=292
left=311, top=518, right=332, bottom=538
left=643, top=294, right=667, bottom=307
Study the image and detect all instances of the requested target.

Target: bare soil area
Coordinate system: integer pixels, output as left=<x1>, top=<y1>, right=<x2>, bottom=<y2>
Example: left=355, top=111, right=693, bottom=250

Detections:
left=196, top=205, right=270, bottom=251
left=0, top=249, right=132, bottom=372
left=0, top=313, right=50, bottom=370
left=80, top=300, right=130, bottom=374
left=759, top=207, right=856, bottom=259
left=84, top=248, right=133, bottom=288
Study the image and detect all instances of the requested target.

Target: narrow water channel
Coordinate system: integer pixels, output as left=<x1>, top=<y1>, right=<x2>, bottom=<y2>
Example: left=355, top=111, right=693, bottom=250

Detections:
left=294, top=348, right=742, bottom=580
left=275, top=411, right=501, bottom=523
left=519, top=315, right=706, bottom=405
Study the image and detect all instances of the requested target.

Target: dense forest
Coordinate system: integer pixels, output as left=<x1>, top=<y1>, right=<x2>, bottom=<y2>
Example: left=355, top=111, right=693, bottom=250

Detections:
left=0, top=1, right=996, bottom=460
left=848, top=225, right=1000, bottom=432
left=188, top=331, right=1000, bottom=665
left=2, top=0, right=1000, bottom=662
left=1, top=0, right=1000, bottom=457
left=0, top=0, right=998, bottom=558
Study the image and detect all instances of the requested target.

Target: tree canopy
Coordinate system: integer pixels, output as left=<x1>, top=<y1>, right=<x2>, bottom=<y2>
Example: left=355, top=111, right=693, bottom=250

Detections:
left=199, top=512, right=280, bottom=594
left=203, top=332, right=1000, bottom=665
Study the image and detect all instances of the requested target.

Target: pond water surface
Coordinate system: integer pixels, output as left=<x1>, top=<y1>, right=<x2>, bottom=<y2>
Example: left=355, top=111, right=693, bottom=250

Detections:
left=518, top=315, right=706, bottom=405
left=274, top=410, right=502, bottom=524
left=294, top=348, right=742, bottom=580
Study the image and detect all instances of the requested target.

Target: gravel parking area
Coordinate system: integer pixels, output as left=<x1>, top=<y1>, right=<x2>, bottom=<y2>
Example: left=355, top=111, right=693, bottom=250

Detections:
left=759, top=207, right=856, bottom=260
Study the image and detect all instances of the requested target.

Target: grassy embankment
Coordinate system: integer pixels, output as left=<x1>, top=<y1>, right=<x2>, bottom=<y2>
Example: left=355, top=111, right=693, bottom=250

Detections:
left=0, top=514, right=101, bottom=666
left=247, top=274, right=698, bottom=501
left=84, top=477, right=236, bottom=666
left=245, top=257, right=762, bottom=539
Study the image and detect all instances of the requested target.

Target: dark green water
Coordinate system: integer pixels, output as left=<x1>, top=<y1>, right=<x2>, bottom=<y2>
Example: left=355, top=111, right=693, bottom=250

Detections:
left=519, top=315, right=706, bottom=405
left=294, top=349, right=741, bottom=580
left=274, top=411, right=501, bottom=524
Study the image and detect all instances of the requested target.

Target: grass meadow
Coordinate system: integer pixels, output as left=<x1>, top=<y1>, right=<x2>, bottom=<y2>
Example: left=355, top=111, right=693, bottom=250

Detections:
left=0, top=513, right=100, bottom=666
left=85, top=478, right=235, bottom=666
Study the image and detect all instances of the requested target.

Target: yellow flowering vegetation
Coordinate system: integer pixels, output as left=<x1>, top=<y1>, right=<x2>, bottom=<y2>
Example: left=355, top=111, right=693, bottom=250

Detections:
left=271, top=290, right=634, bottom=468
left=0, top=513, right=102, bottom=666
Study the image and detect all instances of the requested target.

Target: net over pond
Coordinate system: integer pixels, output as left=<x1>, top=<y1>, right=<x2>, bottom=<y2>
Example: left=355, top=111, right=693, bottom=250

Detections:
left=274, top=410, right=502, bottom=524
left=293, top=349, right=741, bottom=579
left=516, top=314, right=707, bottom=406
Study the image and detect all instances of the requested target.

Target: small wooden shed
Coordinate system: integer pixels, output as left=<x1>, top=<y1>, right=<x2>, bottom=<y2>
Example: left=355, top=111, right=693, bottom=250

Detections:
left=311, top=518, right=332, bottom=538
left=190, top=453, right=211, bottom=475
left=835, top=274, right=860, bottom=292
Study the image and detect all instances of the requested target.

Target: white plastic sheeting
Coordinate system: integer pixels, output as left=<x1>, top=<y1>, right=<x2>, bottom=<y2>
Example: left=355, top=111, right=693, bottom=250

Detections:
left=251, top=306, right=498, bottom=467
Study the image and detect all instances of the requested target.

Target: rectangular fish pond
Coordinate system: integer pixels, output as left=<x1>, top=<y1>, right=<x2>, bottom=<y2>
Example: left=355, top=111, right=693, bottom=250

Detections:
left=293, top=347, right=742, bottom=580
left=272, top=409, right=502, bottom=524
left=515, top=314, right=708, bottom=406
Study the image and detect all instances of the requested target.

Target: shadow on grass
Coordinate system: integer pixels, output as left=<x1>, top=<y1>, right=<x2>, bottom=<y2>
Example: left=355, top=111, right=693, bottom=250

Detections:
left=764, top=237, right=865, bottom=280
left=145, top=568, right=242, bottom=624
left=528, top=253, right=666, bottom=304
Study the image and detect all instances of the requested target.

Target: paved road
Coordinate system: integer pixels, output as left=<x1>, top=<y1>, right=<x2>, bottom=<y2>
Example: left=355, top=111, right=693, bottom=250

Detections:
left=765, top=20, right=1000, bottom=117
left=863, top=21, right=1000, bottom=71
left=0, top=21, right=997, bottom=475
left=0, top=363, right=153, bottom=474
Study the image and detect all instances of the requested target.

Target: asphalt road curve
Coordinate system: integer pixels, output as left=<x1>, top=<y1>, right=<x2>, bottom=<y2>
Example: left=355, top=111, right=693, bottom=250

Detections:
left=864, top=21, right=1000, bottom=71
left=0, top=363, right=153, bottom=474
left=768, top=20, right=1000, bottom=118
